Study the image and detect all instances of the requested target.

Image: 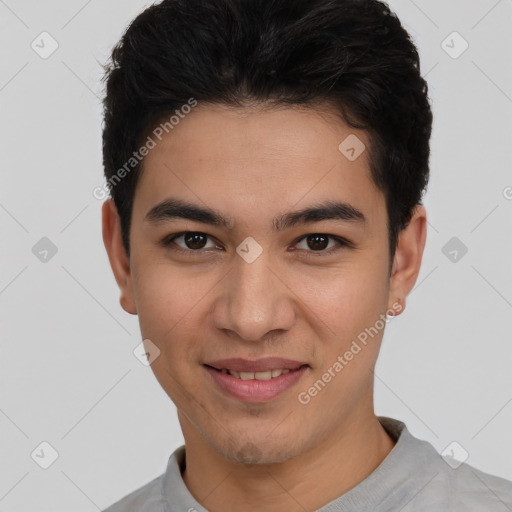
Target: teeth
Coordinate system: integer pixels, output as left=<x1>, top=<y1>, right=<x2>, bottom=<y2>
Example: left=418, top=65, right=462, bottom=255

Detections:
left=255, top=371, right=272, bottom=380
left=226, top=368, right=293, bottom=380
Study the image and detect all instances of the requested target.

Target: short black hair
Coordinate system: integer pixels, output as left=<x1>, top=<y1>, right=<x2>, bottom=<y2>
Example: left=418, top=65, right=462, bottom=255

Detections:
left=101, top=0, right=433, bottom=269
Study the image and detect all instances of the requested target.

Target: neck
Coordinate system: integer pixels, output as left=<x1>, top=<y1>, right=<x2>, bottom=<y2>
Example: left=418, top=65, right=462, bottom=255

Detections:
left=180, top=409, right=396, bottom=512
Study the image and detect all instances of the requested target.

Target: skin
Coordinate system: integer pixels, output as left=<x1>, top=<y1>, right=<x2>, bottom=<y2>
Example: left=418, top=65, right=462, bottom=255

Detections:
left=102, top=103, right=427, bottom=512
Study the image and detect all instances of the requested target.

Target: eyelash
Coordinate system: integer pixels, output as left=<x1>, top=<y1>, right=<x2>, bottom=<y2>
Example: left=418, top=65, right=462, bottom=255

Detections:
left=160, top=231, right=352, bottom=257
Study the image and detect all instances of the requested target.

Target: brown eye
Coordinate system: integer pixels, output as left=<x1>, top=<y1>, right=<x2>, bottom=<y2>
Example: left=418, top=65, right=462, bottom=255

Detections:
left=182, top=232, right=208, bottom=249
left=162, top=231, right=218, bottom=252
left=296, top=234, right=342, bottom=253
left=306, top=234, right=329, bottom=250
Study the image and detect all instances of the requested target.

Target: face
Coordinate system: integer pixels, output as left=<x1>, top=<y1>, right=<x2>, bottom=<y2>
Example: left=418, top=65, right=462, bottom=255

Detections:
left=103, top=103, right=426, bottom=465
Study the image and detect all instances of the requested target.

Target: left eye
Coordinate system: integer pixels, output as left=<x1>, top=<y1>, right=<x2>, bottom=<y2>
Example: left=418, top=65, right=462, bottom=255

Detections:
left=294, top=234, right=344, bottom=254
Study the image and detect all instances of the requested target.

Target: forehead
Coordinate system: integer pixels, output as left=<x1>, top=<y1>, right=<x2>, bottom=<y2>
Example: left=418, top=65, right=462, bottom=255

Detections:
left=133, top=104, right=385, bottom=231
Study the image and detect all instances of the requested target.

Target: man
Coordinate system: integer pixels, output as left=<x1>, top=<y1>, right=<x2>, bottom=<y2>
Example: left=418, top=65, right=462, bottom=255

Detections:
left=100, top=0, right=512, bottom=510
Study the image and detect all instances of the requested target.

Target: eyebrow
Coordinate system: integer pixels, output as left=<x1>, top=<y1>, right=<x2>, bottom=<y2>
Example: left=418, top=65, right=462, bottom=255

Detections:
left=144, top=197, right=366, bottom=231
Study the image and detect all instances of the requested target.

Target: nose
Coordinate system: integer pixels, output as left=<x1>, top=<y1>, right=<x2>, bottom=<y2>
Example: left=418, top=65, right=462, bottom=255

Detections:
left=211, top=250, right=296, bottom=342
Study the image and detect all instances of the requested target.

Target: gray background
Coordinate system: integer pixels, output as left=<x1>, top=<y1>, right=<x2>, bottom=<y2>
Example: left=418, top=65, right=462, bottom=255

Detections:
left=1, top=0, right=511, bottom=510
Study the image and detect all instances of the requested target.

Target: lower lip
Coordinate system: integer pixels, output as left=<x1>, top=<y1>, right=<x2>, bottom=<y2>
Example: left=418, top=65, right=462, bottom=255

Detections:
left=204, top=365, right=309, bottom=402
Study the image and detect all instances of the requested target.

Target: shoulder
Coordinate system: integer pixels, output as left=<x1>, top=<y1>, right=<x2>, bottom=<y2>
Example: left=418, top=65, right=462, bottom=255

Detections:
left=378, top=417, right=512, bottom=511
left=102, top=473, right=165, bottom=512
left=423, top=460, right=512, bottom=511
left=400, top=432, right=512, bottom=511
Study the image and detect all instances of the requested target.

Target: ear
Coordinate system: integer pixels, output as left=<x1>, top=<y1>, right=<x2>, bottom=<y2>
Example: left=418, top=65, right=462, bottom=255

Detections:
left=387, top=204, right=427, bottom=316
left=102, top=199, right=137, bottom=315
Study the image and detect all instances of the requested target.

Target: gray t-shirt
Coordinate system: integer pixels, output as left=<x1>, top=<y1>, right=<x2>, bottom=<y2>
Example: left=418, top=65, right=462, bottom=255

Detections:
left=103, top=416, right=512, bottom=511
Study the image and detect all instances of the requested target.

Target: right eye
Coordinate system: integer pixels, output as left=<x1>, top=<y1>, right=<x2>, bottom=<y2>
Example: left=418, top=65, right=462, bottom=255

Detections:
left=160, top=231, right=222, bottom=254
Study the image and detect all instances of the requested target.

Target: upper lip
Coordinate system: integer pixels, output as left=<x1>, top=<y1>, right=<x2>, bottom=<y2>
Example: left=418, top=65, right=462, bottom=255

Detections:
left=204, top=357, right=309, bottom=372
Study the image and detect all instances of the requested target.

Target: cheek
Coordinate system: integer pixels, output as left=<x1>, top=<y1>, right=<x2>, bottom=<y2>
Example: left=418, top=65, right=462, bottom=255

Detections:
left=133, top=259, right=213, bottom=335
left=296, top=269, right=387, bottom=413
left=297, top=266, right=389, bottom=406
left=132, top=263, right=211, bottom=405
left=300, top=258, right=389, bottom=335
left=131, top=268, right=201, bottom=391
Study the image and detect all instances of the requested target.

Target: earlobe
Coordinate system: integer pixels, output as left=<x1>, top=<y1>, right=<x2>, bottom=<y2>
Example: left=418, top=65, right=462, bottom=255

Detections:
left=387, top=205, right=427, bottom=314
left=101, top=199, right=138, bottom=315
left=387, top=295, right=405, bottom=317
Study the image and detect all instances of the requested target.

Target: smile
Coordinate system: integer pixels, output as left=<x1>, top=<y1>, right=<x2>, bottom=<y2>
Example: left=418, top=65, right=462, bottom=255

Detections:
left=204, top=364, right=309, bottom=402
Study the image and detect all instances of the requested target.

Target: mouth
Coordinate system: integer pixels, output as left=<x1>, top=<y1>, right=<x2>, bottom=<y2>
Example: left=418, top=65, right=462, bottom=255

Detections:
left=203, top=358, right=310, bottom=402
